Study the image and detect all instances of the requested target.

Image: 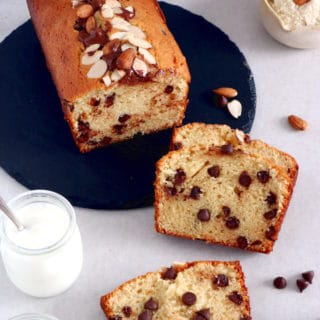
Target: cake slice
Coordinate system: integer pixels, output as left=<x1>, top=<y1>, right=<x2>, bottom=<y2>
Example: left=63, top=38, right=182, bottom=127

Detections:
left=155, top=145, right=293, bottom=253
left=100, top=260, right=251, bottom=320
left=27, top=0, right=190, bottom=152
left=170, top=123, right=298, bottom=183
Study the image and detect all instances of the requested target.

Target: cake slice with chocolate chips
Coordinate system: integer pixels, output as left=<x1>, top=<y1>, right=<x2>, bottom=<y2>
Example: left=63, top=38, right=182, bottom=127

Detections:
left=155, top=145, right=294, bottom=253
left=100, top=260, right=251, bottom=320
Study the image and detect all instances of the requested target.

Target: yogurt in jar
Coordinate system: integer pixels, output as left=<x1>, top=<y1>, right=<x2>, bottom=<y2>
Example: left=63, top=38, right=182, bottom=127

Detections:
left=1, top=190, right=83, bottom=298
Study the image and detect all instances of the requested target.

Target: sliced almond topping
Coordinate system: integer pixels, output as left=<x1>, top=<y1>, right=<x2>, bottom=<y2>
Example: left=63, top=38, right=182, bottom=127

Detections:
left=85, top=16, right=96, bottom=33
left=138, top=48, right=156, bottom=65
left=125, top=6, right=134, bottom=13
left=227, top=100, right=242, bottom=118
left=111, top=69, right=126, bottom=82
left=128, top=34, right=152, bottom=49
left=127, top=25, right=146, bottom=39
left=103, top=74, right=112, bottom=87
left=110, top=31, right=129, bottom=40
left=101, top=4, right=114, bottom=19
left=121, top=43, right=137, bottom=52
left=105, top=0, right=121, bottom=8
left=288, top=115, right=308, bottom=130
left=213, top=87, right=238, bottom=98
left=235, top=129, right=245, bottom=144
left=116, top=48, right=136, bottom=70
left=81, top=50, right=104, bottom=65
left=133, top=58, right=148, bottom=77
left=87, top=59, right=108, bottom=79
left=111, top=16, right=131, bottom=31
left=112, top=7, right=123, bottom=14
left=76, top=4, right=94, bottom=19
left=85, top=43, right=100, bottom=53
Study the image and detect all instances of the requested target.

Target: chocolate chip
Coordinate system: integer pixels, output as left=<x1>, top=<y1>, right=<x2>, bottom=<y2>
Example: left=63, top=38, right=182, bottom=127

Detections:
left=120, top=7, right=135, bottom=20
left=273, top=276, right=287, bottom=289
left=228, top=291, right=243, bottom=305
left=214, top=274, right=229, bottom=287
left=163, top=266, right=177, bottom=280
left=296, top=279, right=309, bottom=292
left=89, top=97, right=100, bottom=106
left=105, top=93, right=116, bottom=108
left=237, top=236, right=248, bottom=249
left=164, top=85, right=174, bottom=94
left=215, top=95, right=228, bottom=108
left=119, top=114, right=131, bottom=123
left=257, top=171, right=270, bottom=184
left=265, top=226, right=277, bottom=241
left=244, top=134, right=251, bottom=143
left=87, top=0, right=104, bottom=10
left=164, top=186, right=177, bottom=197
left=144, top=298, right=158, bottom=311
left=225, top=216, right=240, bottom=229
left=174, top=169, right=186, bottom=185
left=197, top=209, right=211, bottom=222
left=182, top=292, right=197, bottom=306
left=264, top=209, right=278, bottom=220
left=122, top=306, right=132, bottom=317
left=101, top=136, right=112, bottom=145
left=138, top=310, right=153, bottom=320
left=221, top=143, right=233, bottom=154
left=265, top=192, right=277, bottom=206
left=190, top=186, right=202, bottom=200
left=207, top=165, right=220, bottom=178
left=222, top=206, right=231, bottom=217
left=251, top=240, right=262, bottom=246
left=302, top=270, right=314, bottom=284
left=78, top=27, right=108, bottom=47
left=173, top=142, right=182, bottom=150
left=193, top=308, right=211, bottom=320
left=239, top=171, right=252, bottom=188
left=113, top=124, right=127, bottom=135
left=77, top=121, right=90, bottom=143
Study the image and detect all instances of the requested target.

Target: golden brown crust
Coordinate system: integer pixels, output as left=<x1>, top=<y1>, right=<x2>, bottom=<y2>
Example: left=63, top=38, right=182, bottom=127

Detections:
left=27, top=0, right=190, bottom=102
left=154, top=146, right=294, bottom=254
left=100, top=260, right=251, bottom=319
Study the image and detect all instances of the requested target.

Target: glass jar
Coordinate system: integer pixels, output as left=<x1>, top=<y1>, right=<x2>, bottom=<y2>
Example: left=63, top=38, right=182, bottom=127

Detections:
left=1, top=190, right=83, bottom=298
left=9, top=314, right=58, bottom=320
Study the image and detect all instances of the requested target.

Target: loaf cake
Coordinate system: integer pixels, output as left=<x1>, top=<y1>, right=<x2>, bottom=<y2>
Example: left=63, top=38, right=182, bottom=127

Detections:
left=155, top=145, right=294, bottom=253
left=27, top=0, right=190, bottom=152
left=100, top=260, right=251, bottom=320
left=170, top=123, right=298, bottom=183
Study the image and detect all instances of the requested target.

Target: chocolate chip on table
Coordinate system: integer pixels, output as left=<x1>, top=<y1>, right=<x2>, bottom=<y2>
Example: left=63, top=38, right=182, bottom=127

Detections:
left=225, top=216, right=240, bottom=229
left=173, top=142, right=182, bottom=150
left=257, top=171, right=270, bottom=184
left=239, top=171, right=252, bottom=188
left=182, top=292, right=197, bottom=306
left=265, top=226, right=277, bottom=241
left=302, top=270, right=314, bottom=284
left=237, top=236, right=248, bottom=249
left=273, top=276, right=287, bottom=289
left=215, top=95, right=228, bottom=108
left=174, top=169, right=186, bottom=185
left=164, top=85, right=174, bottom=94
left=222, top=206, right=231, bottom=217
left=221, top=143, right=234, bottom=154
left=190, top=186, right=202, bottom=200
left=105, top=93, right=116, bottom=108
left=193, top=308, right=211, bottom=320
left=197, top=209, right=211, bottom=222
left=138, top=309, right=153, bottom=320
left=144, top=297, right=158, bottom=311
left=214, top=274, right=229, bottom=287
left=162, top=266, right=177, bottom=280
left=264, top=209, right=278, bottom=220
left=296, top=279, right=309, bottom=292
left=164, top=186, right=177, bottom=197
left=118, top=114, right=131, bottom=123
left=122, top=306, right=132, bottom=317
left=228, top=291, right=243, bottom=305
left=207, top=165, right=220, bottom=178
left=265, top=192, right=277, bottom=206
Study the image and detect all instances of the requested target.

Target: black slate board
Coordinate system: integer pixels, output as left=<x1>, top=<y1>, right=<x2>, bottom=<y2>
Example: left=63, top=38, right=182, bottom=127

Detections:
left=0, top=2, right=256, bottom=209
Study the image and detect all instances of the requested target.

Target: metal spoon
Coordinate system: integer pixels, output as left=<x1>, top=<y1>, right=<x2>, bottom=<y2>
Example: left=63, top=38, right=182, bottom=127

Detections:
left=0, top=195, right=24, bottom=231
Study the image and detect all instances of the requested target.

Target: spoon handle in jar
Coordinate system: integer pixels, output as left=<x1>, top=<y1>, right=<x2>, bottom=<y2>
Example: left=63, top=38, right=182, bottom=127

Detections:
left=0, top=195, right=24, bottom=231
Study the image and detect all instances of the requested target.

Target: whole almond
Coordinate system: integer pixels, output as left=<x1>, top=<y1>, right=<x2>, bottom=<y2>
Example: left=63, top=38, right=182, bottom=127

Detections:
left=102, top=39, right=121, bottom=56
left=213, top=87, right=238, bottom=98
left=85, top=16, right=96, bottom=33
left=76, top=4, right=94, bottom=19
left=293, top=0, right=311, bottom=6
left=288, top=115, right=308, bottom=130
left=116, top=48, right=136, bottom=70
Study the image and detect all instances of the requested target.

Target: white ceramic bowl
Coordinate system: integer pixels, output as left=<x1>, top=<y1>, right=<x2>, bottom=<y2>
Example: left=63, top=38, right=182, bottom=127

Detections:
left=260, top=0, right=320, bottom=49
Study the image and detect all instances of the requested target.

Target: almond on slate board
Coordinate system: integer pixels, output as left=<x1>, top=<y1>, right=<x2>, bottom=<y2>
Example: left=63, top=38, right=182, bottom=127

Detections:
left=213, top=87, right=238, bottom=98
left=288, top=115, right=308, bottom=131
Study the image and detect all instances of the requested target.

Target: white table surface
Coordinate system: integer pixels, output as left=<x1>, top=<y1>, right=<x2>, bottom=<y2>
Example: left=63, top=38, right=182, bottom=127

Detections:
left=0, top=1, right=319, bottom=319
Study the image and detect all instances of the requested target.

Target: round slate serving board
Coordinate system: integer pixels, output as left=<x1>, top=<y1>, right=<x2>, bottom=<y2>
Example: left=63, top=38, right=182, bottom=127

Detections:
left=0, top=2, right=256, bottom=209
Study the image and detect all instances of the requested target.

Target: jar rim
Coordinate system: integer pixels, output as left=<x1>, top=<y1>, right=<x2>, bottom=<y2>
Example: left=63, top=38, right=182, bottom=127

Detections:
left=9, top=313, right=58, bottom=320
left=2, top=190, right=76, bottom=255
